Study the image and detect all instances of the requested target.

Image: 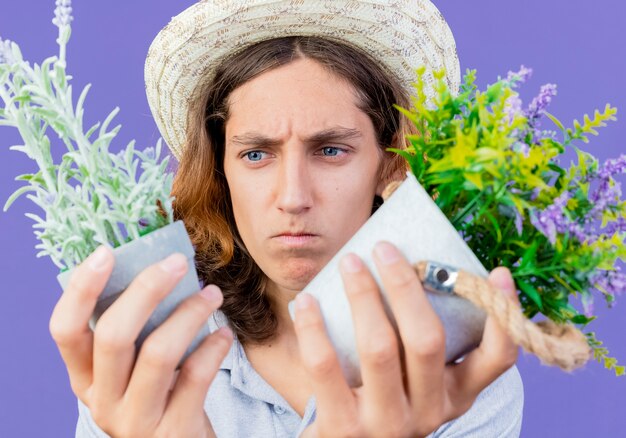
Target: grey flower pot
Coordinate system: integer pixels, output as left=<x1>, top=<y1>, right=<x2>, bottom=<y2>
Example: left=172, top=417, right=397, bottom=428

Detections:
left=295, top=172, right=488, bottom=386
left=57, top=220, right=211, bottom=362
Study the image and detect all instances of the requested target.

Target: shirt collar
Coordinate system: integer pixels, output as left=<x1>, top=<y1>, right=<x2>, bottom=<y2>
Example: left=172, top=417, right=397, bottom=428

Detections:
left=209, top=311, right=303, bottom=410
left=208, top=310, right=317, bottom=424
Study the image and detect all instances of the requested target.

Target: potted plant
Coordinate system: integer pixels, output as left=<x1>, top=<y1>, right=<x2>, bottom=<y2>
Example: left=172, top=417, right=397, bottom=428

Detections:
left=300, top=65, right=625, bottom=385
left=4, top=2, right=624, bottom=382
left=0, top=1, right=210, bottom=358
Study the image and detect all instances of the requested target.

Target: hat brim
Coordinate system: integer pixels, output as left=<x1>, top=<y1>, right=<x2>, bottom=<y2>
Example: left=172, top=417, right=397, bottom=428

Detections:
left=144, top=0, right=460, bottom=159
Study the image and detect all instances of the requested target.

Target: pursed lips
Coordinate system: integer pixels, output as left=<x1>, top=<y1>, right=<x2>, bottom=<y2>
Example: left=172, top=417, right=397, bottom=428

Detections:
left=272, top=232, right=320, bottom=247
left=272, top=229, right=318, bottom=237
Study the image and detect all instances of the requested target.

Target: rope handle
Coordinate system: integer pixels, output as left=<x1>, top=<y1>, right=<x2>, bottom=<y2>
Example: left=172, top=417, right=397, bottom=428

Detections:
left=382, top=180, right=591, bottom=371
left=414, top=261, right=590, bottom=371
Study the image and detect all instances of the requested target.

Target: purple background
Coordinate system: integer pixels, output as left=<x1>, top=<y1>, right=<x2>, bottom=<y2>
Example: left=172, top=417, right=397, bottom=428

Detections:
left=1, top=1, right=625, bottom=436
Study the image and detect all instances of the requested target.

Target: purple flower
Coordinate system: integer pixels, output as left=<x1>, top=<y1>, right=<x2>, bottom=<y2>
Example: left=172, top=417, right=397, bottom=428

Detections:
left=553, top=191, right=570, bottom=209
left=511, top=141, right=530, bottom=157
left=523, top=84, right=558, bottom=144
left=526, top=83, right=557, bottom=123
left=497, top=201, right=524, bottom=236
left=598, top=154, right=626, bottom=179
left=504, top=94, right=523, bottom=123
left=536, top=129, right=557, bottom=141
left=590, top=269, right=626, bottom=299
left=142, top=147, right=155, bottom=160
left=44, top=192, right=56, bottom=205
left=589, top=178, right=622, bottom=218
left=114, top=149, right=126, bottom=162
left=514, top=208, right=524, bottom=236
left=605, top=217, right=626, bottom=236
left=530, top=209, right=558, bottom=244
left=567, top=222, right=588, bottom=242
left=578, top=154, right=626, bottom=227
left=0, top=37, right=14, bottom=65
left=581, top=293, right=594, bottom=317
left=52, top=0, right=73, bottom=28
left=506, top=65, right=533, bottom=88
left=530, top=191, right=588, bottom=244
left=530, top=187, right=542, bottom=201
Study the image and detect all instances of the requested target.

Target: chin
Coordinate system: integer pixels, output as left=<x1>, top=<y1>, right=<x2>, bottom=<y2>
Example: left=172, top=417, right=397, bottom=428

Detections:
left=277, top=257, right=323, bottom=288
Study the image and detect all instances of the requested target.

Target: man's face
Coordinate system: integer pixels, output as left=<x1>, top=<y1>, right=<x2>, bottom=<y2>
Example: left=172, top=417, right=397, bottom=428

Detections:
left=223, top=57, right=385, bottom=294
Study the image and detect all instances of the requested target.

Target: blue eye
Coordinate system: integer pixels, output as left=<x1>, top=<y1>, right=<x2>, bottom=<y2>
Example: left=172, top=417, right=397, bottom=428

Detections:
left=242, top=147, right=347, bottom=163
left=244, top=151, right=265, bottom=162
left=321, top=147, right=345, bottom=157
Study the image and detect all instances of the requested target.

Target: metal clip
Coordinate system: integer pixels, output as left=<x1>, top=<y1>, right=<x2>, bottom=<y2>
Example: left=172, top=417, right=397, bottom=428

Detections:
left=422, top=261, right=458, bottom=294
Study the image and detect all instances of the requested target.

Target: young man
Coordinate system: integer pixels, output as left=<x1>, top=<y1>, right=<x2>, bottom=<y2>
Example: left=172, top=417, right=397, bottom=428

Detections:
left=51, top=2, right=524, bottom=437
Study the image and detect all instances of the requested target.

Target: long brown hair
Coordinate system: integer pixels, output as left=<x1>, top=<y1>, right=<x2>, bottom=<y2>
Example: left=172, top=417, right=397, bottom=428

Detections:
left=172, top=36, right=413, bottom=345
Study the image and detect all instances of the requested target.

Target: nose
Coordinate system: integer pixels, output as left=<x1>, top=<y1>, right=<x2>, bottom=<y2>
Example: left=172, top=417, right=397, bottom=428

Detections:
left=275, top=150, right=314, bottom=215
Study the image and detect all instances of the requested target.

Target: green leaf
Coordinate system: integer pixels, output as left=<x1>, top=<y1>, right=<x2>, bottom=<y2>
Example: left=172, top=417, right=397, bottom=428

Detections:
left=571, top=314, right=594, bottom=325
left=484, top=82, right=504, bottom=104
left=100, top=106, right=120, bottom=138
left=393, top=105, right=420, bottom=125
left=13, top=95, right=32, bottom=103
left=545, top=112, right=565, bottom=132
left=75, top=83, right=92, bottom=127
left=31, top=107, right=59, bottom=120
left=518, top=240, right=540, bottom=271
left=387, top=147, right=416, bottom=163
left=15, top=172, right=46, bottom=186
left=517, top=279, right=543, bottom=310
left=85, top=121, right=101, bottom=140
left=3, top=185, right=37, bottom=211
left=41, top=56, right=55, bottom=97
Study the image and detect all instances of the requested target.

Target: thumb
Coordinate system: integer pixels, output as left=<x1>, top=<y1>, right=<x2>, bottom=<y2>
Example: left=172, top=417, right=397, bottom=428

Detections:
left=488, top=266, right=520, bottom=305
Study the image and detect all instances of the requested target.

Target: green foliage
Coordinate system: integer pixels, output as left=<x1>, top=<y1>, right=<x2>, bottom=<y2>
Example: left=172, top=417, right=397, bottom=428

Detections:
left=392, top=67, right=625, bottom=375
left=1, top=16, right=174, bottom=269
left=586, top=332, right=625, bottom=376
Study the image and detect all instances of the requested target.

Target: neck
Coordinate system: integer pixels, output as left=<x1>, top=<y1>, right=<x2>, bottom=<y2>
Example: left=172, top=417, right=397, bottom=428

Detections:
left=242, top=279, right=316, bottom=416
left=246, top=280, right=301, bottom=355
left=242, top=280, right=315, bottom=416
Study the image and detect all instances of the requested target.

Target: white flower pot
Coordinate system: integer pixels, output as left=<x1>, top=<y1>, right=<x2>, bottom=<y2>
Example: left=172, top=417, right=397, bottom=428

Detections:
left=297, top=172, right=488, bottom=386
left=57, top=220, right=211, bottom=362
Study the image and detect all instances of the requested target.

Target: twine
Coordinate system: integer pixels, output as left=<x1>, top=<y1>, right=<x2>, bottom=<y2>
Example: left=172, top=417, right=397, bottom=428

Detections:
left=415, top=263, right=591, bottom=371
left=382, top=181, right=591, bottom=371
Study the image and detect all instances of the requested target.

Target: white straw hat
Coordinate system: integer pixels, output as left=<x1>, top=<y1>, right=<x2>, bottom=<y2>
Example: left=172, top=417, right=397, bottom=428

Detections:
left=144, top=0, right=460, bottom=160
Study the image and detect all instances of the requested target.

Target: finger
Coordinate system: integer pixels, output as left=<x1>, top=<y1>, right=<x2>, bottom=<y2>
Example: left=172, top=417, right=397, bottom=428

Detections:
left=490, top=267, right=521, bottom=305
left=447, top=267, right=519, bottom=405
left=163, top=326, right=233, bottom=426
left=49, top=245, right=114, bottom=397
left=91, top=253, right=189, bottom=406
left=293, top=293, right=358, bottom=432
left=124, top=285, right=225, bottom=419
left=340, top=252, right=409, bottom=427
left=372, top=242, right=445, bottom=424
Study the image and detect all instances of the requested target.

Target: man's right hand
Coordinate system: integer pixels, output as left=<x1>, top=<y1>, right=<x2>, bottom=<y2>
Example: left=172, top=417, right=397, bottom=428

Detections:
left=49, top=245, right=232, bottom=438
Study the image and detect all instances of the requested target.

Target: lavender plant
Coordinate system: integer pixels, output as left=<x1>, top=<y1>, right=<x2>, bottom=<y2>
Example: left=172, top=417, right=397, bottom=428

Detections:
left=391, top=66, right=625, bottom=375
left=0, top=1, right=174, bottom=270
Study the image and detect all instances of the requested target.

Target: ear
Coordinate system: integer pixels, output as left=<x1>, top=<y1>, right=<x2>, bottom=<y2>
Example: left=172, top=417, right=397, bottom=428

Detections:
left=375, top=134, right=408, bottom=196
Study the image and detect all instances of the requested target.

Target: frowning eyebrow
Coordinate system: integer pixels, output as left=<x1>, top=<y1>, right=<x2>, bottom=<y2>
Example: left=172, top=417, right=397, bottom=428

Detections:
left=228, top=126, right=362, bottom=148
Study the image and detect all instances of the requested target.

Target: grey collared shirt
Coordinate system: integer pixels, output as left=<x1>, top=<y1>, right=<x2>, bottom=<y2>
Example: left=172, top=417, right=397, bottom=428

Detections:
left=76, top=313, right=524, bottom=437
